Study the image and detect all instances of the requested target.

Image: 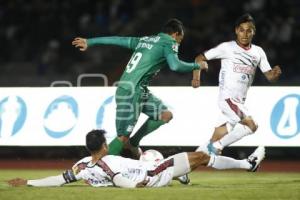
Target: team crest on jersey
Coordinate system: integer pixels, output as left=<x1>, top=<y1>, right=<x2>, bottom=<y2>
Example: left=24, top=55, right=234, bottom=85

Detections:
left=251, top=56, right=259, bottom=66
left=172, top=44, right=179, bottom=52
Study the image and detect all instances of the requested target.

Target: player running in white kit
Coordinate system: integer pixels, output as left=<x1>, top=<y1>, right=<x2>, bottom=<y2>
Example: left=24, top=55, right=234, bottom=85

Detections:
left=192, top=14, right=281, bottom=154
left=8, top=129, right=265, bottom=188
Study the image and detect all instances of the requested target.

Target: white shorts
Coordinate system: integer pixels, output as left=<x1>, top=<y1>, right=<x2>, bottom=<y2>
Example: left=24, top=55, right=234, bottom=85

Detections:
left=147, top=153, right=190, bottom=187
left=215, top=98, right=251, bottom=128
left=169, top=152, right=191, bottom=177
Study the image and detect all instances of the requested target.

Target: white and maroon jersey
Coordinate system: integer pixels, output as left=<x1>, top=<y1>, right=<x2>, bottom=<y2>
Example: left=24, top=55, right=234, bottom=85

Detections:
left=204, top=41, right=272, bottom=103
left=72, top=156, right=113, bottom=187
left=72, top=155, right=174, bottom=188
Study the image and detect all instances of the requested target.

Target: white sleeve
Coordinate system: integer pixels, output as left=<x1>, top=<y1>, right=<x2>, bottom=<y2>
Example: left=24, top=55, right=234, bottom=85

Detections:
left=204, top=42, right=227, bottom=60
left=258, top=47, right=272, bottom=73
left=27, top=175, right=66, bottom=187
left=74, top=169, right=86, bottom=181
left=112, top=173, right=137, bottom=188
left=72, top=156, right=91, bottom=169
left=27, top=169, right=81, bottom=187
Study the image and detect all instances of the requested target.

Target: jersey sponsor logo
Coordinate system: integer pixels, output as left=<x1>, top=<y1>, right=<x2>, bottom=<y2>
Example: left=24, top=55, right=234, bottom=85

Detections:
left=0, top=96, right=27, bottom=138
left=172, top=44, right=179, bottom=52
left=87, top=177, right=111, bottom=186
left=127, top=168, right=142, bottom=175
left=43, top=95, right=78, bottom=138
left=136, top=42, right=153, bottom=50
left=140, top=36, right=160, bottom=43
left=233, top=64, right=255, bottom=75
left=270, top=94, right=300, bottom=139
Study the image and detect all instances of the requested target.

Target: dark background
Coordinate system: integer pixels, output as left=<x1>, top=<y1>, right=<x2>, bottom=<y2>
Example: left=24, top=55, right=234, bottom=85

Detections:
left=0, top=0, right=299, bottom=87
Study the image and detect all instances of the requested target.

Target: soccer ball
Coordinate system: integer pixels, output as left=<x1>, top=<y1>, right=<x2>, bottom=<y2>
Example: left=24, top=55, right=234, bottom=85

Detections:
left=139, top=149, right=164, bottom=162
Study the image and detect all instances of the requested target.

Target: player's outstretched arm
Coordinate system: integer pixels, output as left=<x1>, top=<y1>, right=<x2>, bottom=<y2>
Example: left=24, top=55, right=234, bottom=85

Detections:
left=72, top=36, right=139, bottom=51
left=166, top=54, right=207, bottom=72
left=7, top=169, right=79, bottom=187
left=8, top=175, right=66, bottom=187
left=264, top=65, right=282, bottom=83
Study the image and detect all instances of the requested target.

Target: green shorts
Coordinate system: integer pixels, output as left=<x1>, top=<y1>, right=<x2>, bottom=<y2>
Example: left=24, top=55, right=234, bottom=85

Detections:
left=115, top=86, right=168, bottom=137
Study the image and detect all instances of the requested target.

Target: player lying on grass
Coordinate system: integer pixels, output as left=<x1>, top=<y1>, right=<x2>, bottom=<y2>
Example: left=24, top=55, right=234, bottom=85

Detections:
left=8, top=129, right=265, bottom=188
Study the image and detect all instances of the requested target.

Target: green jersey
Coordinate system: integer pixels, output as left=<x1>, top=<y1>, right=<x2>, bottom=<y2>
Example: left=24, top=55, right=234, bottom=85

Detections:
left=87, top=33, right=200, bottom=91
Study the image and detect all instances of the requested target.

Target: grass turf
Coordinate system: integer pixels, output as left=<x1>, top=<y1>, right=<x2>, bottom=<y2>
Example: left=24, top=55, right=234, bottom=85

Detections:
left=0, top=170, right=299, bottom=200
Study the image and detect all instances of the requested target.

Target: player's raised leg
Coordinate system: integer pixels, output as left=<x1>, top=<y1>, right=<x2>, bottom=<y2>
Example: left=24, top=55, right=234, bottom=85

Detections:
left=200, top=99, right=257, bottom=155
left=128, top=93, right=173, bottom=158
left=208, top=117, right=257, bottom=155
left=129, top=111, right=172, bottom=147
left=216, top=117, right=257, bottom=148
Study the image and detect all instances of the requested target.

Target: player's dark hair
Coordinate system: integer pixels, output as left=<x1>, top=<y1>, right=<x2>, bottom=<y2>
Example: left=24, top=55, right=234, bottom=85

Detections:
left=162, top=18, right=184, bottom=35
left=86, top=129, right=106, bottom=153
left=235, top=13, right=256, bottom=30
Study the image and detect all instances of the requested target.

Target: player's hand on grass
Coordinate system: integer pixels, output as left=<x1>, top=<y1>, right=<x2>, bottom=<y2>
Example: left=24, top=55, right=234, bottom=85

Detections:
left=7, top=178, right=27, bottom=187
left=135, top=179, right=149, bottom=188
left=72, top=37, right=88, bottom=51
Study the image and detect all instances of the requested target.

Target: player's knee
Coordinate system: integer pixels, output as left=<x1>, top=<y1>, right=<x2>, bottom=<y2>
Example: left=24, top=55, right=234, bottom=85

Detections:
left=242, top=119, right=258, bottom=133
left=118, top=135, right=129, bottom=143
left=194, top=152, right=210, bottom=166
left=187, top=152, right=211, bottom=170
left=160, top=111, right=173, bottom=123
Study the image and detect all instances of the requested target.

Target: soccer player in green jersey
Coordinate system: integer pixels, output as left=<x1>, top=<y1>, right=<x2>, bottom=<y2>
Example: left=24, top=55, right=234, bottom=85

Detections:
left=72, top=19, right=208, bottom=158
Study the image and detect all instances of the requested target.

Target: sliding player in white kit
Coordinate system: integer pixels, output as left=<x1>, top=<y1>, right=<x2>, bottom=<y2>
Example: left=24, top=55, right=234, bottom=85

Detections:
left=8, top=129, right=265, bottom=188
left=192, top=14, right=282, bottom=155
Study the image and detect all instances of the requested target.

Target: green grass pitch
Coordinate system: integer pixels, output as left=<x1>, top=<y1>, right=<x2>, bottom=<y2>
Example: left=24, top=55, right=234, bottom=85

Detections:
left=0, top=170, right=299, bottom=200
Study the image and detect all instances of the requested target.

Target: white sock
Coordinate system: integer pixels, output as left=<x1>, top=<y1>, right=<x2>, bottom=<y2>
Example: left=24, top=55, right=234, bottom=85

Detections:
left=208, top=155, right=251, bottom=170
left=213, top=123, right=253, bottom=149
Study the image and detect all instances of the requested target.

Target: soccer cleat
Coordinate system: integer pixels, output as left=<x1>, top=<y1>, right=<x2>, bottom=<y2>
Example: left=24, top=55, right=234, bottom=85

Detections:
left=177, top=174, right=190, bottom=185
left=207, top=142, right=222, bottom=155
left=247, top=146, right=265, bottom=172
